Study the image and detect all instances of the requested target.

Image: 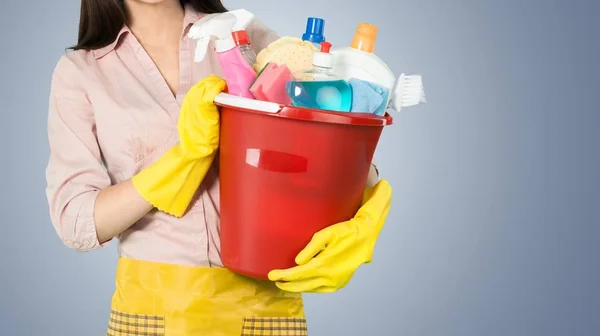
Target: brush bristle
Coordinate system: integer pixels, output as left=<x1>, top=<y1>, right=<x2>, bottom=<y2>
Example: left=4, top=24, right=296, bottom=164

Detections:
left=400, top=75, right=426, bottom=107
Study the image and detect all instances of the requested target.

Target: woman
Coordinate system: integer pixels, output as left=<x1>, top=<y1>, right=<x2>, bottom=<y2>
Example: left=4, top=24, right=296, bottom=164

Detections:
left=46, top=0, right=392, bottom=334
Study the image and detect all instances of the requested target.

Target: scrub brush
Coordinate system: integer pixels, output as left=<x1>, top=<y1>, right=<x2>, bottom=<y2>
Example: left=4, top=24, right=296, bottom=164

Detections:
left=390, top=74, right=426, bottom=112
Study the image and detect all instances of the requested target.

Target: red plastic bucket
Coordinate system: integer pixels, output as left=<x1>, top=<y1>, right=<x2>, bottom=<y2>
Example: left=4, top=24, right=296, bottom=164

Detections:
left=214, top=93, right=393, bottom=280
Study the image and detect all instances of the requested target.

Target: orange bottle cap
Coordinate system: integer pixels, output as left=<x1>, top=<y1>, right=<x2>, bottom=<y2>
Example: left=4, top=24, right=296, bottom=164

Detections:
left=350, top=23, right=377, bottom=53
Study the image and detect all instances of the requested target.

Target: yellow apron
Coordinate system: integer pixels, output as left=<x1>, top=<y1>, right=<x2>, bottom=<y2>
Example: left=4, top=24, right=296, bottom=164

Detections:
left=107, top=258, right=308, bottom=336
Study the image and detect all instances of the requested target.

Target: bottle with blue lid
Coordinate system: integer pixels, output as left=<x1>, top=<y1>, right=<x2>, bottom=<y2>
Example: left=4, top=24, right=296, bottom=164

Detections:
left=302, top=17, right=326, bottom=49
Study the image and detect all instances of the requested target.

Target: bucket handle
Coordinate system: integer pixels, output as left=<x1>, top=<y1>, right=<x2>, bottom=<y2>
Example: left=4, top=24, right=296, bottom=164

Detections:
left=214, top=93, right=282, bottom=114
left=384, top=112, right=393, bottom=125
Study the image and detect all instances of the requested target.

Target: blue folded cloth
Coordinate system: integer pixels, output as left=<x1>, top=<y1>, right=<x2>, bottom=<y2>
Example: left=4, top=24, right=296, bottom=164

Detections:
left=349, top=78, right=386, bottom=114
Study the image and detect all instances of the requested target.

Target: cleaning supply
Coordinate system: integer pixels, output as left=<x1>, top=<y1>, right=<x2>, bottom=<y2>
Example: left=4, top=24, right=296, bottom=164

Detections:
left=301, top=17, right=326, bottom=49
left=131, top=76, right=226, bottom=217
left=254, top=37, right=319, bottom=78
left=294, top=41, right=335, bottom=81
left=188, top=9, right=257, bottom=98
left=231, top=29, right=257, bottom=66
left=214, top=39, right=256, bottom=99
left=390, top=73, right=427, bottom=112
left=214, top=92, right=393, bottom=280
left=287, top=79, right=352, bottom=112
left=249, top=62, right=294, bottom=105
left=331, top=23, right=395, bottom=115
left=286, top=41, right=353, bottom=112
left=268, top=179, right=392, bottom=293
left=348, top=78, right=385, bottom=113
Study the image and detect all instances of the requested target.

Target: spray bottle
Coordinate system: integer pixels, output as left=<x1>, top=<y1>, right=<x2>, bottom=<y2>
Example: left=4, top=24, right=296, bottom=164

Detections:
left=188, top=9, right=257, bottom=98
left=232, top=30, right=257, bottom=66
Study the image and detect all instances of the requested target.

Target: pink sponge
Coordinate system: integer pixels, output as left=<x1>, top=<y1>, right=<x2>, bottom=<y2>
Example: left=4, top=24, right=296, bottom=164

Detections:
left=249, top=63, right=293, bottom=105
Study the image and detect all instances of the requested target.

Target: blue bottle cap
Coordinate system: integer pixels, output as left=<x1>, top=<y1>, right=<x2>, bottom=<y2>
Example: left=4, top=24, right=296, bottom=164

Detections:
left=302, top=17, right=325, bottom=44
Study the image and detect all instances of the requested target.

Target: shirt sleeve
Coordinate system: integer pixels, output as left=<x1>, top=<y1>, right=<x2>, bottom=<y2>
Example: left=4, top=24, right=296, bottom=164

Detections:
left=248, top=18, right=280, bottom=55
left=45, top=54, right=112, bottom=252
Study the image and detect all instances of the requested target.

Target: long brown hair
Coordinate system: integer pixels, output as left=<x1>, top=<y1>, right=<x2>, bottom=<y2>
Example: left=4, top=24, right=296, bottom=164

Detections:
left=72, top=0, right=227, bottom=50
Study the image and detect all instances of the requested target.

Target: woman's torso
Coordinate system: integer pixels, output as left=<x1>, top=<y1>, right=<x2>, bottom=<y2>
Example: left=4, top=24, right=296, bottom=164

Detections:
left=62, top=7, right=277, bottom=266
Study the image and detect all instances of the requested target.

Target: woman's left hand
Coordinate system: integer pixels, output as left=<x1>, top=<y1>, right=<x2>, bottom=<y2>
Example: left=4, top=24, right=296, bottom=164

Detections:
left=268, top=180, right=392, bottom=293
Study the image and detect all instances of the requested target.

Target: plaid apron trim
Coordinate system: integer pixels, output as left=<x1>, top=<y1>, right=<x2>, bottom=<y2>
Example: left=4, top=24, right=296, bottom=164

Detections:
left=107, top=310, right=165, bottom=336
left=241, top=317, right=308, bottom=336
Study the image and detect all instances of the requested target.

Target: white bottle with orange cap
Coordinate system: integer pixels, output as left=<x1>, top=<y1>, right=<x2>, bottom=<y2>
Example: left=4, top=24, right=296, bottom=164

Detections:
left=331, top=23, right=395, bottom=115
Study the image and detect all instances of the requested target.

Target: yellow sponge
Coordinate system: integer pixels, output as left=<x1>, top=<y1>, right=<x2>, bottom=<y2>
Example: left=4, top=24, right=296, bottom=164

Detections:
left=254, top=37, right=319, bottom=79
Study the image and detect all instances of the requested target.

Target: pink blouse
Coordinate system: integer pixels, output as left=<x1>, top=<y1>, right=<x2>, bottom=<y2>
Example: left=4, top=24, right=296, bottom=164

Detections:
left=45, top=5, right=279, bottom=266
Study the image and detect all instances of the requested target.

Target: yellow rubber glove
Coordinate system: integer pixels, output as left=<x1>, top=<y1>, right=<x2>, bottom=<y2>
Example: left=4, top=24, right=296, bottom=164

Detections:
left=131, top=75, right=226, bottom=217
left=268, top=179, right=392, bottom=293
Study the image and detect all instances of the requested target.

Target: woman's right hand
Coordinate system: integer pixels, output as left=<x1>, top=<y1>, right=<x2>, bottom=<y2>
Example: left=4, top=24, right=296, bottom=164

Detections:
left=131, top=75, right=227, bottom=218
left=47, top=60, right=227, bottom=247
left=95, top=76, right=227, bottom=242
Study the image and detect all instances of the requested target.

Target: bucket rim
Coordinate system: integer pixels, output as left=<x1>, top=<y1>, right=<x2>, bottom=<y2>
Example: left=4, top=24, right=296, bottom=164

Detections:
left=214, top=93, right=393, bottom=126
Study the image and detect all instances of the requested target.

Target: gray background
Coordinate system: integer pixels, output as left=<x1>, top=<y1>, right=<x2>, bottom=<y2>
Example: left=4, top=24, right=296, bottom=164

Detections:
left=1, top=0, right=599, bottom=335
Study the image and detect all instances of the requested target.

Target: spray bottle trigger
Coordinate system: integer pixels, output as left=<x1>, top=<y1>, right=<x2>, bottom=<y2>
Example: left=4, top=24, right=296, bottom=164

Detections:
left=194, top=37, right=211, bottom=62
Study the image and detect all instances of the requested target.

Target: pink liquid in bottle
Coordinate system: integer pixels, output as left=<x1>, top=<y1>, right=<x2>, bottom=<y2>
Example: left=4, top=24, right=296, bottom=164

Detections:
left=214, top=36, right=257, bottom=98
